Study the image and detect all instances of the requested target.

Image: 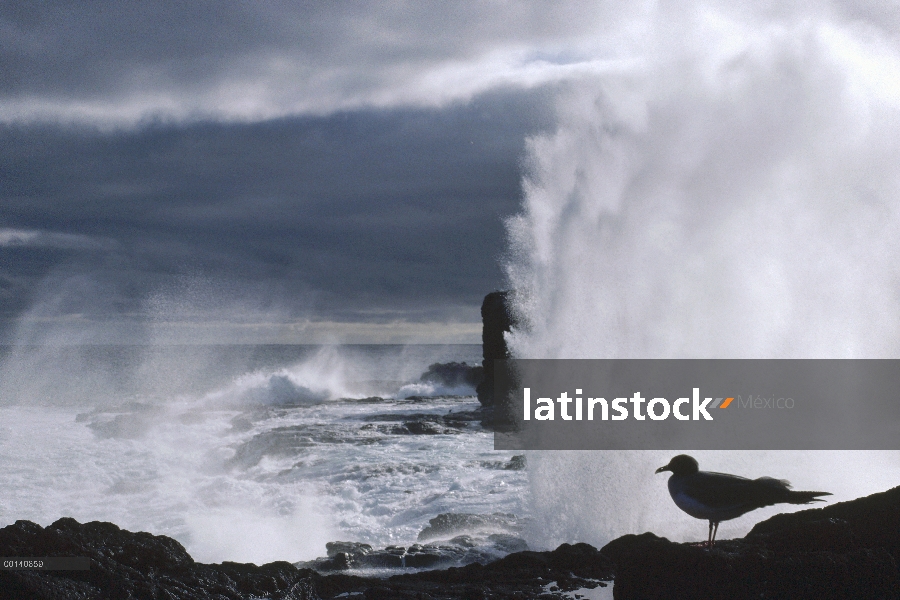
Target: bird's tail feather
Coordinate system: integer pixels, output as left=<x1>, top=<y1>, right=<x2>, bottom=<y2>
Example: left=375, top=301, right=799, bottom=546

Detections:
left=787, top=490, right=832, bottom=504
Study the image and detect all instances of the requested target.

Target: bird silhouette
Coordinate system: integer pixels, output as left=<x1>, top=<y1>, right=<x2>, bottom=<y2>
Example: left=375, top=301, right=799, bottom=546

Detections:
left=655, top=454, right=831, bottom=546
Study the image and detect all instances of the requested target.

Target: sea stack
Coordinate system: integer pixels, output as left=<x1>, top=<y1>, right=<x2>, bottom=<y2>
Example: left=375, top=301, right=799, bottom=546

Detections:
left=476, top=290, right=517, bottom=407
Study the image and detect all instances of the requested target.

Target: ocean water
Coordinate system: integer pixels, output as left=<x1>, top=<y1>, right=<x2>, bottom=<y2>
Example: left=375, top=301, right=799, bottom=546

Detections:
left=0, top=344, right=527, bottom=565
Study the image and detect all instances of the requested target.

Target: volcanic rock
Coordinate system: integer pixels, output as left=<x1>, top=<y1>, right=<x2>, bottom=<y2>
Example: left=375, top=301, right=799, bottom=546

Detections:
left=419, top=362, right=483, bottom=389
left=0, top=518, right=315, bottom=599
left=601, top=485, right=900, bottom=599
left=5, top=484, right=900, bottom=599
left=475, top=291, right=517, bottom=407
left=417, top=513, right=524, bottom=541
left=301, top=533, right=529, bottom=573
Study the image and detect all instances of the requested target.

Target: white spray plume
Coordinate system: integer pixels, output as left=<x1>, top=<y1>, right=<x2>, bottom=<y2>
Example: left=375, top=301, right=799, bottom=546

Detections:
left=505, top=3, right=900, bottom=549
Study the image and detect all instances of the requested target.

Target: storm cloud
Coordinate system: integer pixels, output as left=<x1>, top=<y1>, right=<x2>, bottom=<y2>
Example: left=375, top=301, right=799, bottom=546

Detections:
left=4, top=1, right=900, bottom=342
left=0, top=90, right=553, bottom=342
left=0, top=1, right=629, bottom=125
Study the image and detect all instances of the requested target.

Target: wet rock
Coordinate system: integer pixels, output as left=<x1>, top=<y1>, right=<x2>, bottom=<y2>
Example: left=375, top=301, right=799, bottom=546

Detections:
left=504, top=455, right=526, bottom=470
left=303, top=544, right=406, bottom=571
left=479, top=455, right=527, bottom=471
left=301, top=534, right=530, bottom=574
left=448, top=535, right=476, bottom=548
left=401, top=395, right=473, bottom=402
left=229, top=415, right=254, bottom=432
left=486, top=534, right=529, bottom=554
left=360, top=413, right=469, bottom=436
left=404, top=544, right=450, bottom=569
left=476, top=291, right=517, bottom=408
left=77, top=403, right=161, bottom=440
left=242, top=374, right=329, bottom=406
left=442, top=408, right=485, bottom=422
left=354, top=396, right=387, bottom=403
left=420, top=362, right=484, bottom=388
left=374, top=542, right=612, bottom=599
left=228, top=423, right=375, bottom=469
left=418, top=513, right=523, bottom=541
left=305, top=542, right=611, bottom=599
left=390, top=420, right=456, bottom=435
left=227, top=426, right=317, bottom=468
left=326, top=541, right=373, bottom=558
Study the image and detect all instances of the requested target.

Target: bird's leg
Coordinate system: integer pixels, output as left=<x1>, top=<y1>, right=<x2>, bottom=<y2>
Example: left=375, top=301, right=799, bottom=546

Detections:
left=707, top=521, right=714, bottom=548
left=711, top=522, right=719, bottom=547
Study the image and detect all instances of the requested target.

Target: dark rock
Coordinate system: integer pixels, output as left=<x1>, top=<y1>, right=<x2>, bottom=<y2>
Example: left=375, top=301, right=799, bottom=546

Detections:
left=302, top=544, right=408, bottom=571
left=326, top=541, right=373, bottom=558
left=442, top=408, right=485, bottom=423
left=476, top=291, right=517, bottom=407
left=364, top=411, right=479, bottom=425
left=301, top=534, right=530, bottom=574
left=0, top=516, right=606, bottom=599
left=448, top=535, right=476, bottom=548
left=352, top=542, right=612, bottom=599
left=486, top=534, right=529, bottom=554
left=0, top=518, right=318, bottom=600
left=602, top=485, right=900, bottom=599
left=504, top=455, right=526, bottom=470
left=354, top=396, right=387, bottom=403
left=360, top=421, right=460, bottom=436
left=226, top=426, right=318, bottom=468
left=390, top=420, right=456, bottom=435
left=418, top=513, right=523, bottom=541
left=361, top=412, right=474, bottom=436
left=242, top=374, right=329, bottom=406
left=365, top=545, right=407, bottom=569
left=420, top=362, right=484, bottom=389
left=229, top=415, right=254, bottom=432
left=79, top=403, right=161, bottom=440
left=404, top=544, right=449, bottom=569
left=747, top=485, right=900, bottom=558
left=8, top=484, right=900, bottom=599
left=479, top=455, right=527, bottom=470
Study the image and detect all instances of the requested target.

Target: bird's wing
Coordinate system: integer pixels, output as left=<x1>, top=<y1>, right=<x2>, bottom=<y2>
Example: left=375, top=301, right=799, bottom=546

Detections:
left=682, top=472, right=793, bottom=509
left=680, top=472, right=757, bottom=508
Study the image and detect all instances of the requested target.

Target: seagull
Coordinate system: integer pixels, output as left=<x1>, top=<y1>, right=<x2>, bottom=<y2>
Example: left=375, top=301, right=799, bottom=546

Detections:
left=655, top=454, right=831, bottom=547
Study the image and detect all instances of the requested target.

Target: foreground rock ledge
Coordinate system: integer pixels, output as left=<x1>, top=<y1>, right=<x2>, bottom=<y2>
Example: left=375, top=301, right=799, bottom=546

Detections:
left=0, top=518, right=611, bottom=599
left=602, top=484, right=900, bottom=600
left=3, top=485, right=899, bottom=599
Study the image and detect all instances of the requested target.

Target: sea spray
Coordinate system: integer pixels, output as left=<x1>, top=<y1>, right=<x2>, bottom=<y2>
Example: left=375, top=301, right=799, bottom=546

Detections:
left=506, top=4, right=900, bottom=549
left=0, top=340, right=508, bottom=564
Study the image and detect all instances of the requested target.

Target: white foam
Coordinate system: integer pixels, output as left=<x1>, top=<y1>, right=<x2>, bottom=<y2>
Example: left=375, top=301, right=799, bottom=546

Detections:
left=0, top=344, right=526, bottom=564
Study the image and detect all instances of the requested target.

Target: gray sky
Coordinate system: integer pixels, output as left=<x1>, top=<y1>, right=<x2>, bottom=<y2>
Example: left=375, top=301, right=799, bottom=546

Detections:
left=2, top=1, right=898, bottom=343
left=1, top=2, right=586, bottom=343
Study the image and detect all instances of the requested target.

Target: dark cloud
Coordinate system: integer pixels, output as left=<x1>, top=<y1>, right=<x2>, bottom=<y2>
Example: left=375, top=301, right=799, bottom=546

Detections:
left=0, top=89, right=555, bottom=340
left=0, top=1, right=628, bottom=123
left=11, top=2, right=893, bottom=342
left=4, top=1, right=897, bottom=126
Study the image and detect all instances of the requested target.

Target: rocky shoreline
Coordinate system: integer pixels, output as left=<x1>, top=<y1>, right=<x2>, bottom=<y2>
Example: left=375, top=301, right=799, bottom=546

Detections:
left=3, top=484, right=900, bottom=599
left=3, top=294, right=898, bottom=598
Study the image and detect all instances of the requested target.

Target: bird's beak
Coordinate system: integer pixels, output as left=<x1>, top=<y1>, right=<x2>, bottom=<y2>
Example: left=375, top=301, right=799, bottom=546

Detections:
left=655, top=465, right=670, bottom=474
